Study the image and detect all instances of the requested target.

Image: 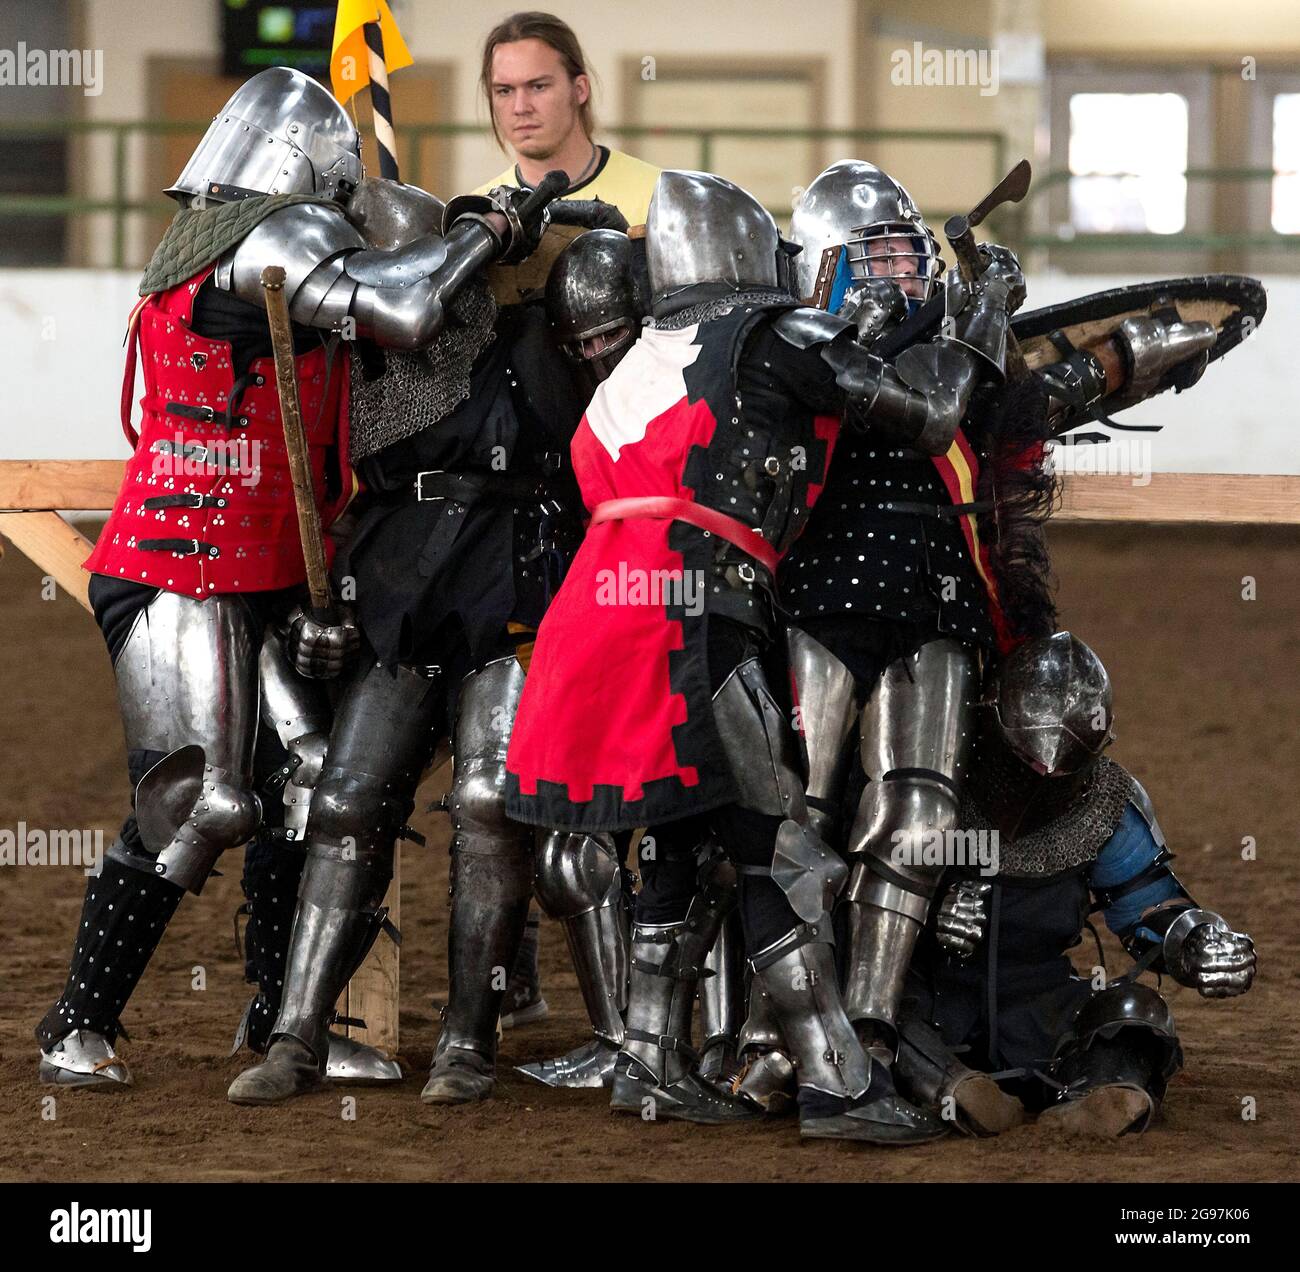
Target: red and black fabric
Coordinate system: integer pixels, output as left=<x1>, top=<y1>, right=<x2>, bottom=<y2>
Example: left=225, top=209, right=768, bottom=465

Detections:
left=84, top=265, right=353, bottom=597
left=506, top=302, right=839, bottom=834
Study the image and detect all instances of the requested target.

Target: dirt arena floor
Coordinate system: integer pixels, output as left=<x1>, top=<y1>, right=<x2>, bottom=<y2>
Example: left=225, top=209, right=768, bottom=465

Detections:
left=0, top=523, right=1296, bottom=1183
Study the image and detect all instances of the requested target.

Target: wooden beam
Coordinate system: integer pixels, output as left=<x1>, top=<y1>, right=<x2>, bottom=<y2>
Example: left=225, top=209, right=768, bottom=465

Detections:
left=2, top=462, right=1296, bottom=526
left=0, top=511, right=94, bottom=612
left=1056, top=472, right=1300, bottom=524
left=338, top=857, right=401, bottom=1058
left=0, top=460, right=124, bottom=511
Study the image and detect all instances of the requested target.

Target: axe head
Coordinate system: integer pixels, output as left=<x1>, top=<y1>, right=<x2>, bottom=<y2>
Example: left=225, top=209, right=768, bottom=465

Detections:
left=968, top=159, right=1032, bottom=228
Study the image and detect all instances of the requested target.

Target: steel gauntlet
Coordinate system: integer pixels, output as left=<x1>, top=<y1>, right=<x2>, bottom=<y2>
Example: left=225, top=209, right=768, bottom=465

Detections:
left=285, top=604, right=361, bottom=680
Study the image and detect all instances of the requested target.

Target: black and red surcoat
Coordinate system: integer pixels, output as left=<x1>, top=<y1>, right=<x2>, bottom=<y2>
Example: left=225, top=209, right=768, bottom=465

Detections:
left=506, top=299, right=839, bottom=833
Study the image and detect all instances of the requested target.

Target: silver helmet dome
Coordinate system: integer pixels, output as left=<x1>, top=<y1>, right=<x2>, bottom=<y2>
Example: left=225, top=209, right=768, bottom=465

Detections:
left=789, top=159, right=941, bottom=308
left=546, top=229, right=648, bottom=383
left=991, top=631, right=1114, bottom=776
left=167, top=67, right=363, bottom=205
left=646, top=170, right=794, bottom=316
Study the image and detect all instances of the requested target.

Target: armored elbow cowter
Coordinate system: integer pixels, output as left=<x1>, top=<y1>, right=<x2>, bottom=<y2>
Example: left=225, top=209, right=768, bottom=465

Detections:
left=826, top=336, right=978, bottom=455
left=769, top=306, right=976, bottom=455
left=218, top=203, right=503, bottom=350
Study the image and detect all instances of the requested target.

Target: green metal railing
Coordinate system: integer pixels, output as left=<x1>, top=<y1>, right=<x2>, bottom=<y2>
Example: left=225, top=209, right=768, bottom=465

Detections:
left=2, top=117, right=1297, bottom=267
left=0, top=118, right=1004, bottom=268
left=1019, top=166, right=1300, bottom=254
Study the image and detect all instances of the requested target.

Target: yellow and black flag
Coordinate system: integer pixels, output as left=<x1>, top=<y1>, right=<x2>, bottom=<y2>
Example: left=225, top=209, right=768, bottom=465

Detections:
left=330, top=0, right=412, bottom=179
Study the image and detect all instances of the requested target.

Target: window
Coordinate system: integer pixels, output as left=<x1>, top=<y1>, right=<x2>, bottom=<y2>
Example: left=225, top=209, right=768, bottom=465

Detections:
left=1067, top=92, right=1189, bottom=234
left=1271, top=93, right=1300, bottom=234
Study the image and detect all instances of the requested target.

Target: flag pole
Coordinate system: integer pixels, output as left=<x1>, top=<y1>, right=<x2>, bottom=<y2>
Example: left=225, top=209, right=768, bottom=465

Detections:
left=362, top=21, right=399, bottom=180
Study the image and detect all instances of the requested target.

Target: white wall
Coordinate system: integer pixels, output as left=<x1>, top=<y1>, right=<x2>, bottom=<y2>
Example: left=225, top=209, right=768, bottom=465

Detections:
left=0, top=268, right=1294, bottom=475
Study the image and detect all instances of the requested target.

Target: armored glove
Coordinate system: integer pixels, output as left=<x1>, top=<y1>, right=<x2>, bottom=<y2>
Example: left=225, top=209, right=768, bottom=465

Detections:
left=838, top=278, right=908, bottom=345
left=1163, top=910, right=1257, bottom=998
left=974, top=242, right=1027, bottom=315
left=934, top=878, right=991, bottom=959
left=285, top=604, right=360, bottom=680
left=444, top=174, right=564, bottom=267
left=491, top=183, right=556, bottom=262
left=547, top=198, right=630, bottom=234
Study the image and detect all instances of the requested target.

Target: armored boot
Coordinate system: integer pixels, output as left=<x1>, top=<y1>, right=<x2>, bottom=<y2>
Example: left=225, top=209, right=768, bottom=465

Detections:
left=1038, top=1082, right=1156, bottom=1138
left=753, top=924, right=947, bottom=1144
left=37, top=850, right=184, bottom=1090
left=843, top=637, right=977, bottom=1064
left=733, top=978, right=797, bottom=1114
left=227, top=833, right=396, bottom=1105
left=1040, top=1029, right=1163, bottom=1137
left=422, top=657, right=535, bottom=1106
left=610, top=916, right=758, bottom=1125
left=894, top=1011, right=1024, bottom=1136
left=38, top=1029, right=134, bottom=1090
left=237, top=646, right=403, bottom=1085
left=518, top=830, right=630, bottom=1089
left=842, top=889, right=932, bottom=1062
left=1039, top=984, right=1183, bottom=1137
left=420, top=839, right=534, bottom=1104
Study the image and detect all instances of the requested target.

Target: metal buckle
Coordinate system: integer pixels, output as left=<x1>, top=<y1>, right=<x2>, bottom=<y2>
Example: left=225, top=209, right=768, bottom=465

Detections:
left=414, top=470, right=446, bottom=502
left=737, top=561, right=756, bottom=584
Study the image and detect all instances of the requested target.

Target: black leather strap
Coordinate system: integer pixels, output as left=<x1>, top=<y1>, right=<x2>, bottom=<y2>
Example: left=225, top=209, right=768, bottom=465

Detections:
left=881, top=766, right=961, bottom=797
left=1089, top=849, right=1180, bottom=913
left=748, top=919, right=832, bottom=972
left=413, top=469, right=550, bottom=503
left=137, top=538, right=220, bottom=558
left=625, top=1027, right=699, bottom=1061
left=141, top=493, right=229, bottom=511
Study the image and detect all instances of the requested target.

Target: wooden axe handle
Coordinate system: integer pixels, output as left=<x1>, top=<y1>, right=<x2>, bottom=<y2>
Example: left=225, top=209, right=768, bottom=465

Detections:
left=260, top=265, right=332, bottom=615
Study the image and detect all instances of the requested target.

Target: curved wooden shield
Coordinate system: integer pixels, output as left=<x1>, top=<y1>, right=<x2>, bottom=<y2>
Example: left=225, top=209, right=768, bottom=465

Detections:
left=1011, top=273, right=1266, bottom=381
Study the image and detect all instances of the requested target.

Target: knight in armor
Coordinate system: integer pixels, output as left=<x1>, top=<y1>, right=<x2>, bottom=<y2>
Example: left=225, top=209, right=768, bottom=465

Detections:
left=512, top=228, right=650, bottom=1090
left=36, top=66, right=549, bottom=1089
left=517, top=230, right=750, bottom=1096
left=224, top=153, right=586, bottom=1108
left=503, top=169, right=1028, bottom=1143
left=891, top=632, right=1257, bottom=1137
left=746, top=160, right=1222, bottom=1111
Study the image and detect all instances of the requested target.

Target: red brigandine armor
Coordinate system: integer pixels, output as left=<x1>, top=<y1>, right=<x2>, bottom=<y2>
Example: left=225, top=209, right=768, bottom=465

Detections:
left=85, top=265, right=351, bottom=596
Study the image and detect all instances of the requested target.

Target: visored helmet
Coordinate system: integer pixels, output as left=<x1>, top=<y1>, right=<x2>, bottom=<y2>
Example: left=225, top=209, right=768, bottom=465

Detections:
left=646, top=170, right=792, bottom=317
left=545, top=229, right=648, bottom=385
left=973, top=632, right=1116, bottom=838
left=167, top=67, right=363, bottom=205
left=790, top=159, right=942, bottom=314
left=992, top=631, right=1114, bottom=775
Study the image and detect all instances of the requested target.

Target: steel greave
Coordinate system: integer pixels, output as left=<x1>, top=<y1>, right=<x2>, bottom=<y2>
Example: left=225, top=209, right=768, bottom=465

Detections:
left=560, top=900, right=628, bottom=1046
left=754, top=929, right=871, bottom=1100
left=271, top=846, right=391, bottom=1064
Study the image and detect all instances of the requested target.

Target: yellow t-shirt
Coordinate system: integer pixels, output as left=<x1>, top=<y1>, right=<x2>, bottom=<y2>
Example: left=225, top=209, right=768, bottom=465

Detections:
left=474, top=145, right=660, bottom=227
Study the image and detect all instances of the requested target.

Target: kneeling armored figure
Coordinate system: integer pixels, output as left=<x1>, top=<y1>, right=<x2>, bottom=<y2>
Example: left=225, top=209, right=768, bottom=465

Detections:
left=894, top=632, right=1256, bottom=1137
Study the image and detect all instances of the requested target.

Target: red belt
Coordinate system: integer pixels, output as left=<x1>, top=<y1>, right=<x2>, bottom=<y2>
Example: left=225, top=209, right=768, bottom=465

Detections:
left=589, top=496, right=780, bottom=574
